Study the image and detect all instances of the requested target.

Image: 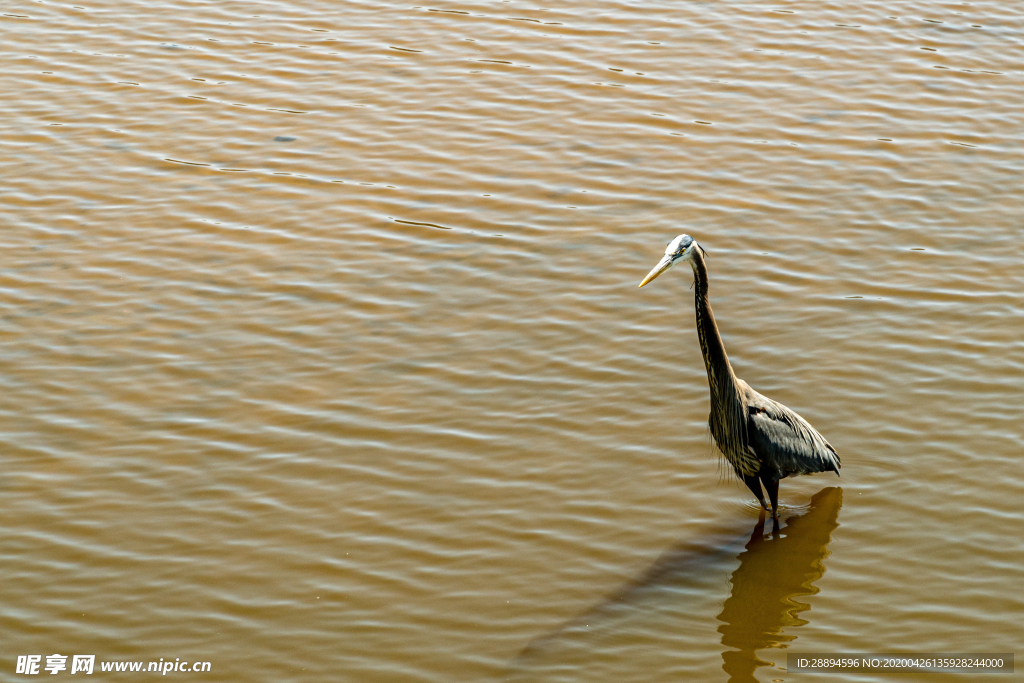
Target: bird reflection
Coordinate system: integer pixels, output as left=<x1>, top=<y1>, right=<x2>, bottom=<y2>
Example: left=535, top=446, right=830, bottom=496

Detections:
left=718, top=487, right=843, bottom=682
left=506, top=487, right=842, bottom=682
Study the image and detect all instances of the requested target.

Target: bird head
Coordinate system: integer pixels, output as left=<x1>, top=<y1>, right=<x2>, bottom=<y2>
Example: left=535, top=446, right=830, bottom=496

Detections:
left=638, top=234, right=701, bottom=287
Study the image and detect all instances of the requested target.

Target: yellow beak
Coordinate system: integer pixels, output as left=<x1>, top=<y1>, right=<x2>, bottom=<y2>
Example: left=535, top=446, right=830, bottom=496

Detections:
left=639, top=255, right=675, bottom=287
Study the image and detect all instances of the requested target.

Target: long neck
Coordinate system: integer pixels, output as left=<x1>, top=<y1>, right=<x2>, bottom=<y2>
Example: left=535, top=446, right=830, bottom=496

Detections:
left=690, top=248, right=736, bottom=399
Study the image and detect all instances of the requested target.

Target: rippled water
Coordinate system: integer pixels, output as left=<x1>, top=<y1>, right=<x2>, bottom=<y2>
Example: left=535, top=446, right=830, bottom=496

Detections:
left=3, top=1, right=1023, bottom=681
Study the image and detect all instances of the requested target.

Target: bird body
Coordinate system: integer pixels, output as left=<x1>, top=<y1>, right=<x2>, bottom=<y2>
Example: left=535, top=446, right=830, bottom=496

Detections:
left=639, top=234, right=839, bottom=516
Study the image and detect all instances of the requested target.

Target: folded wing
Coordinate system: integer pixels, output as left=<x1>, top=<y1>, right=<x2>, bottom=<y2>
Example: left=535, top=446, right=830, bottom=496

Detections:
left=744, top=386, right=840, bottom=478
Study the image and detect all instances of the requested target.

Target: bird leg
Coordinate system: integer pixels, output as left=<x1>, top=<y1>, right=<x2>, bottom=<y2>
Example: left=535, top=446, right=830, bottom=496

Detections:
left=742, top=474, right=770, bottom=513
left=759, top=474, right=780, bottom=519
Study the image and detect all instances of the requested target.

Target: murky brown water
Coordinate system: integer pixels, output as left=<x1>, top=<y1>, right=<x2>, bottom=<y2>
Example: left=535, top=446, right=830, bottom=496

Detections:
left=3, top=1, right=1023, bottom=681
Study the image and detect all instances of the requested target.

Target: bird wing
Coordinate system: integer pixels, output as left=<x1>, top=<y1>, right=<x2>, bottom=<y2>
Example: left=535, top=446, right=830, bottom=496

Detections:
left=742, top=385, right=840, bottom=478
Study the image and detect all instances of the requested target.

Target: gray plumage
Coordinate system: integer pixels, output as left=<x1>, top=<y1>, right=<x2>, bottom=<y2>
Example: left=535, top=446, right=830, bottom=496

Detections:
left=639, top=234, right=840, bottom=517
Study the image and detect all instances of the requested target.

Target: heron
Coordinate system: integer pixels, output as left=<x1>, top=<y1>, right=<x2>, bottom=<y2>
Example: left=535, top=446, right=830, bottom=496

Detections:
left=639, top=234, right=840, bottom=518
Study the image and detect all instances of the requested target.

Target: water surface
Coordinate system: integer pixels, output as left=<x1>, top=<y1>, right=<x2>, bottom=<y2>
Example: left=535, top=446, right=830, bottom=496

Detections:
left=2, top=1, right=1022, bottom=681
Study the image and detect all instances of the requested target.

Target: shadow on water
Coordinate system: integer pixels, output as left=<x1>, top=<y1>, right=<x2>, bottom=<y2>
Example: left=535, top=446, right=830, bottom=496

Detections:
left=505, top=487, right=842, bottom=683
left=718, top=486, right=843, bottom=682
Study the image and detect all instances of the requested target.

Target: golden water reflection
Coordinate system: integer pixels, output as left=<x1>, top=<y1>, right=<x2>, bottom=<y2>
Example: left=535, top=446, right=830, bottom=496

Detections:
left=506, top=488, right=842, bottom=682
left=718, top=487, right=843, bottom=682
